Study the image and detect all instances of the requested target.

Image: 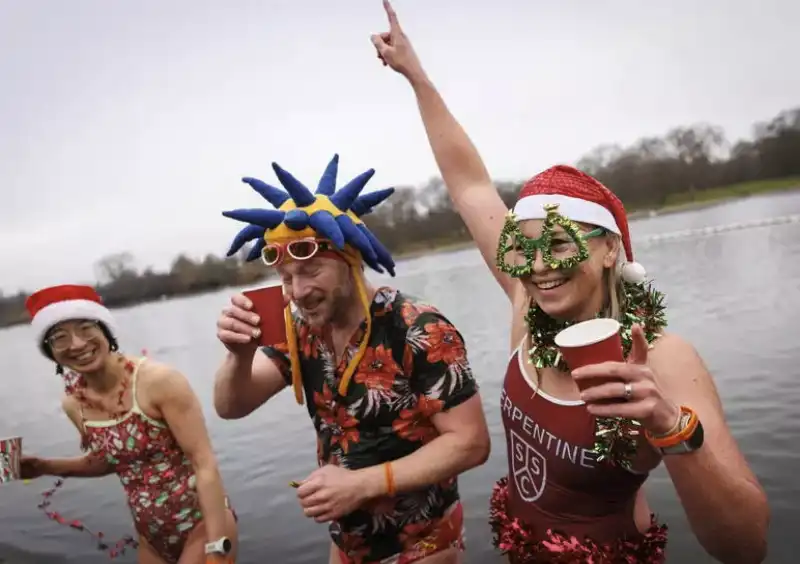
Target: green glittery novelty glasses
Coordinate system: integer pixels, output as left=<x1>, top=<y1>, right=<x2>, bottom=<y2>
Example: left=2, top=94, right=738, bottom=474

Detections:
left=496, top=203, right=606, bottom=278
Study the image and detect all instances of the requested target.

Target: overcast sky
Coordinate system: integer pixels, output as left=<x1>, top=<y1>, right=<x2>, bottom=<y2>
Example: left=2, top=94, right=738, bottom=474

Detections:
left=1, top=0, right=798, bottom=293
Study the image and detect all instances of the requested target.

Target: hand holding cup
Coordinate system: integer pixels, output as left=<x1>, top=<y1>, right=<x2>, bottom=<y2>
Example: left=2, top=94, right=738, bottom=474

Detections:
left=560, top=321, right=680, bottom=433
left=0, top=437, right=23, bottom=484
left=216, top=283, right=288, bottom=357
left=216, top=293, right=264, bottom=355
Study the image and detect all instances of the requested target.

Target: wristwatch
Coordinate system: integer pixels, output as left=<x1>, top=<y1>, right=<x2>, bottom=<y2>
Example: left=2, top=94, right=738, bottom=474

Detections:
left=205, top=537, right=232, bottom=556
left=645, top=405, right=705, bottom=455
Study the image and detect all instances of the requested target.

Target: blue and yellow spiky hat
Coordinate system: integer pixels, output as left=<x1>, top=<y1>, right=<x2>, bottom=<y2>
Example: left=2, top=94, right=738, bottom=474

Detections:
left=222, top=154, right=396, bottom=405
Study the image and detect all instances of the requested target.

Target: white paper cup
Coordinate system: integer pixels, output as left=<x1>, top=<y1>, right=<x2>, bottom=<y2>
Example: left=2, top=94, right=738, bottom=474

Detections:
left=0, top=436, right=22, bottom=484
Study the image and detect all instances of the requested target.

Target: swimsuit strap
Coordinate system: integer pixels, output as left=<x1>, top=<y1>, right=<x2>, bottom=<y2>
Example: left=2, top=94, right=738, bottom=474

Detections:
left=129, top=357, right=147, bottom=414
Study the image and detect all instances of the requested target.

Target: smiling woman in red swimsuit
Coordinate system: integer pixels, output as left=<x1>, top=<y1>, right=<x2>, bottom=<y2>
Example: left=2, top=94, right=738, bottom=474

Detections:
left=369, top=1, right=770, bottom=562
left=20, top=284, right=238, bottom=564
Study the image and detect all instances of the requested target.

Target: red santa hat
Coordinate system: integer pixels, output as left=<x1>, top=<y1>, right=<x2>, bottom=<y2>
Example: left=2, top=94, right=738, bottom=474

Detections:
left=513, top=165, right=646, bottom=284
left=25, top=284, right=117, bottom=354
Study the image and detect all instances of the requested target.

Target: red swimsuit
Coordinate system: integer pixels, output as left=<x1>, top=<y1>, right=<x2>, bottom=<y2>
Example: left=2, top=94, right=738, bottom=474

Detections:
left=490, top=345, right=668, bottom=563
left=80, top=359, right=220, bottom=563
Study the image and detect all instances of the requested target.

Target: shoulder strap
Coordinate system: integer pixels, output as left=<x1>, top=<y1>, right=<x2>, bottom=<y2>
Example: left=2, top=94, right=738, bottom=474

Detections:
left=129, top=357, right=147, bottom=412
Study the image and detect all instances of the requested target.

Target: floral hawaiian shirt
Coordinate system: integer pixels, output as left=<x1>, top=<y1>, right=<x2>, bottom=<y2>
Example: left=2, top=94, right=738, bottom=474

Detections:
left=262, top=286, right=479, bottom=562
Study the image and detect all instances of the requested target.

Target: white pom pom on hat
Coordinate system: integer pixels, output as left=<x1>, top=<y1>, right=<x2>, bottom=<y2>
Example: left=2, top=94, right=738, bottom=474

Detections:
left=621, top=261, right=647, bottom=284
left=512, top=165, right=646, bottom=283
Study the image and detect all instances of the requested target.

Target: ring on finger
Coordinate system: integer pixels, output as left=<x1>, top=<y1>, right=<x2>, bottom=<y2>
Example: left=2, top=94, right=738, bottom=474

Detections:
left=622, top=382, right=633, bottom=401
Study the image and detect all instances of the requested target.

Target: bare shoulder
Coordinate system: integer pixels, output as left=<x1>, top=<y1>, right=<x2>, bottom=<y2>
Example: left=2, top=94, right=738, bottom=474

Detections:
left=138, top=358, right=178, bottom=383
left=60, top=394, right=86, bottom=434
left=60, top=394, right=81, bottom=420
left=649, top=331, right=703, bottom=364
left=136, top=359, right=195, bottom=403
left=648, top=331, right=725, bottom=413
left=648, top=332, right=707, bottom=379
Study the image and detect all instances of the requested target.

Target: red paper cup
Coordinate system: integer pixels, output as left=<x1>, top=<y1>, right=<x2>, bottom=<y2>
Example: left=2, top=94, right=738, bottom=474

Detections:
left=243, top=284, right=288, bottom=347
left=0, top=436, right=22, bottom=484
left=554, top=318, right=624, bottom=392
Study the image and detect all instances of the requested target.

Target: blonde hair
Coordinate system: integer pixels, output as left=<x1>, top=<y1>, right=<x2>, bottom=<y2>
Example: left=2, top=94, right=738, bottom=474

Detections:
left=603, top=233, right=626, bottom=321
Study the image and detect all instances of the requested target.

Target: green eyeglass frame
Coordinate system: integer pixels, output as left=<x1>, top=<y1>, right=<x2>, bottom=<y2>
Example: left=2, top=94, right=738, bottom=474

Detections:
left=496, top=203, right=606, bottom=278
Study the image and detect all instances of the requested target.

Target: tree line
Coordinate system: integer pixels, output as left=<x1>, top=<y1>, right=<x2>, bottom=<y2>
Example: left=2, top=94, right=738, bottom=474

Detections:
left=1, top=105, right=798, bottom=328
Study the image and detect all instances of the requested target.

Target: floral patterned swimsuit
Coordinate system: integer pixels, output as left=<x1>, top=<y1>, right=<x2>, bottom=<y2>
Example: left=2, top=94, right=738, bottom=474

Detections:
left=80, top=358, right=210, bottom=563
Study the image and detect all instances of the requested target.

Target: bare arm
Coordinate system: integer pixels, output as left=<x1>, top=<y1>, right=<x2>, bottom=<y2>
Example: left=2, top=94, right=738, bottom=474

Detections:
left=213, top=291, right=290, bottom=419
left=361, top=394, right=490, bottom=496
left=373, top=1, right=514, bottom=299
left=651, top=335, right=769, bottom=563
left=365, top=309, right=489, bottom=493
left=36, top=397, right=114, bottom=478
left=409, top=78, right=513, bottom=298
left=37, top=456, right=112, bottom=478
left=150, top=366, right=230, bottom=543
left=213, top=349, right=288, bottom=419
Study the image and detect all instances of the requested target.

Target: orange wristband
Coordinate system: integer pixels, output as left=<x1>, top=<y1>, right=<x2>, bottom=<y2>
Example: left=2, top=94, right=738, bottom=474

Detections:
left=384, top=462, right=395, bottom=496
left=645, top=406, right=699, bottom=448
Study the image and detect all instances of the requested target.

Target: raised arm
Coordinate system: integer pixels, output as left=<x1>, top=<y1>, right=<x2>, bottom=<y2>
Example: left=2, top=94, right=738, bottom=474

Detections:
left=213, top=347, right=288, bottom=419
left=213, top=292, right=289, bottom=419
left=372, top=0, right=514, bottom=299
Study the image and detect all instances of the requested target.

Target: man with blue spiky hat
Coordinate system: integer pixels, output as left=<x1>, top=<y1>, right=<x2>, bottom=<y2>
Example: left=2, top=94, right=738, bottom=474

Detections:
left=213, top=155, right=490, bottom=563
left=221, top=154, right=397, bottom=406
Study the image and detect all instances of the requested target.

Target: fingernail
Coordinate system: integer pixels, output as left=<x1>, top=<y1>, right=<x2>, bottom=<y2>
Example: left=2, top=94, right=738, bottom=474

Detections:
left=253, top=329, right=261, bottom=338
left=244, top=300, right=253, bottom=309
left=252, top=315, right=260, bottom=324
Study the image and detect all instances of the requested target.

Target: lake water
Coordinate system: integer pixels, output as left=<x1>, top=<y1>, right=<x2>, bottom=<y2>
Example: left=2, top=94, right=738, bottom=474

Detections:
left=1, top=191, right=798, bottom=563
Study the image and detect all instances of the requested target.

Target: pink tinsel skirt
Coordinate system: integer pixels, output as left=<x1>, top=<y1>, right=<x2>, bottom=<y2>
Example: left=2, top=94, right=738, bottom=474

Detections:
left=489, top=477, right=668, bottom=563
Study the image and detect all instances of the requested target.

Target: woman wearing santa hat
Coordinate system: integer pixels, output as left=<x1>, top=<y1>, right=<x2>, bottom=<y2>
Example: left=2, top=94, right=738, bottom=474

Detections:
left=370, top=1, right=769, bottom=562
left=21, top=284, right=238, bottom=564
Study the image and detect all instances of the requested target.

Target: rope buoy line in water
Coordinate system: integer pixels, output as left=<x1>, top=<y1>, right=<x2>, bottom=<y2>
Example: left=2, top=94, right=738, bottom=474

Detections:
left=636, top=213, right=800, bottom=246
left=398, top=213, right=800, bottom=276
left=403, top=214, right=800, bottom=276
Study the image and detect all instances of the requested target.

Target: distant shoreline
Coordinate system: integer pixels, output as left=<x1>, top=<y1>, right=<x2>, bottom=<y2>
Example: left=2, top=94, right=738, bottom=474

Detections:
left=394, top=179, right=800, bottom=261
left=1, top=178, right=797, bottom=330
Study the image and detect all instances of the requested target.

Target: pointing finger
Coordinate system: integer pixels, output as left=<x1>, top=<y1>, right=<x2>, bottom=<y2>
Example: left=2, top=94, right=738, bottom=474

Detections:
left=383, top=0, right=401, bottom=32
left=627, top=324, right=650, bottom=365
